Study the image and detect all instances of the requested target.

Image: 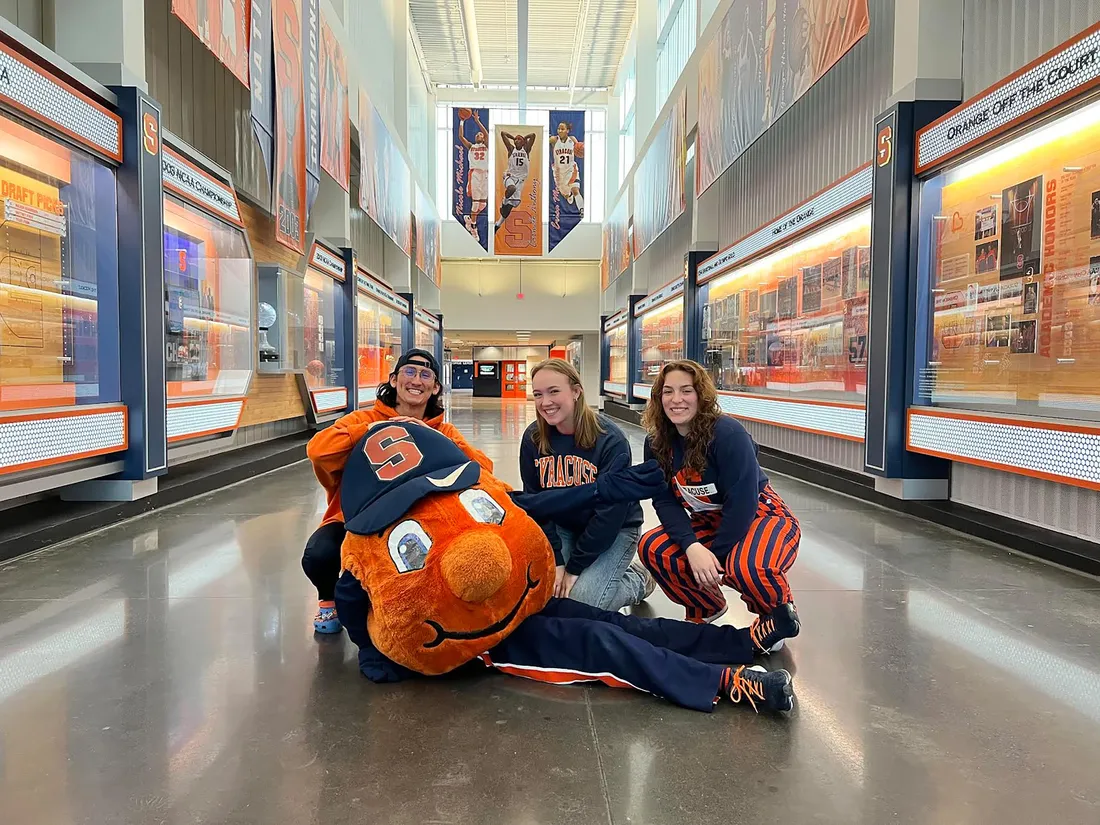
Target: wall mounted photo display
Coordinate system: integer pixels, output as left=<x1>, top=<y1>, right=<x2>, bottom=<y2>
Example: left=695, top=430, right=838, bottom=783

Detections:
left=1023, top=279, right=1040, bottom=314
left=747, top=289, right=759, bottom=313
left=858, top=246, right=871, bottom=293
left=1090, top=255, right=1100, bottom=306
left=985, top=311, right=1011, bottom=348
left=1010, top=319, right=1036, bottom=354
left=801, top=264, right=822, bottom=313
left=822, top=256, right=842, bottom=300
left=1092, top=191, right=1100, bottom=240
left=975, top=239, right=999, bottom=274
left=760, top=289, right=778, bottom=321
left=975, top=205, right=997, bottom=240
left=966, top=282, right=979, bottom=307
left=841, top=247, right=858, bottom=299
left=978, top=283, right=1001, bottom=304
left=702, top=302, right=712, bottom=338
left=999, top=176, right=1043, bottom=281
left=777, top=277, right=798, bottom=319
left=1000, top=279, right=1023, bottom=301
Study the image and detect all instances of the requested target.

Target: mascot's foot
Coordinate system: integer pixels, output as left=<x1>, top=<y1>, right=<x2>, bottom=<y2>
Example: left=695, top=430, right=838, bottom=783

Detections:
left=313, top=601, right=342, bottom=634
left=750, top=603, right=800, bottom=654
left=725, top=665, right=794, bottom=715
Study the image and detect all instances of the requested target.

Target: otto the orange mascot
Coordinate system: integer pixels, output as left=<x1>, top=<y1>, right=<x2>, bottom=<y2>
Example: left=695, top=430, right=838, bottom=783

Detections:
left=333, top=421, right=797, bottom=714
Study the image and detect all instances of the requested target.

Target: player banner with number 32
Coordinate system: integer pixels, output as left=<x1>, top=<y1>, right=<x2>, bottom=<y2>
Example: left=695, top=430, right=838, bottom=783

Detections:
left=452, top=107, right=490, bottom=251
left=495, top=124, right=543, bottom=256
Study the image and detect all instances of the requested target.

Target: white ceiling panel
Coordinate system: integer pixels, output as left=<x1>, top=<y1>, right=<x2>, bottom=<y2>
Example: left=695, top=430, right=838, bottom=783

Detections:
left=409, top=0, right=635, bottom=89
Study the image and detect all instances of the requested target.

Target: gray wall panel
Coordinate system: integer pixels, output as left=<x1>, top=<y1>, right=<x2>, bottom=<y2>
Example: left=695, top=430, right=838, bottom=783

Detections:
left=951, top=463, right=1100, bottom=543
left=702, top=0, right=895, bottom=248
left=0, top=0, right=41, bottom=40
left=962, top=0, right=1100, bottom=97
left=740, top=419, right=867, bottom=475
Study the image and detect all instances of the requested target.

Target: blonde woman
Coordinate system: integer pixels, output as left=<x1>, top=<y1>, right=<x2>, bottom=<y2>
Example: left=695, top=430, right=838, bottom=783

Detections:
left=519, top=359, right=655, bottom=611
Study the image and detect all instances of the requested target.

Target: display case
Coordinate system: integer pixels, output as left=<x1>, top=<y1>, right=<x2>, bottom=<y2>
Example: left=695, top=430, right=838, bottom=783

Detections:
left=699, top=207, right=872, bottom=403
left=0, top=37, right=129, bottom=485
left=414, top=306, right=443, bottom=366
left=631, top=277, right=685, bottom=401
left=295, top=240, right=349, bottom=420
left=355, top=266, right=409, bottom=407
left=161, top=140, right=253, bottom=445
left=905, top=23, right=1100, bottom=495
left=565, top=337, right=583, bottom=375
left=601, top=310, right=629, bottom=400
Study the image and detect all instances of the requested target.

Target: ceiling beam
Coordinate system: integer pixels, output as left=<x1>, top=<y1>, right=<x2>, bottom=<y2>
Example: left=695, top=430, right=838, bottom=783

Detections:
left=458, top=0, right=483, bottom=88
left=517, top=0, right=528, bottom=114
left=567, top=0, right=593, bottom=105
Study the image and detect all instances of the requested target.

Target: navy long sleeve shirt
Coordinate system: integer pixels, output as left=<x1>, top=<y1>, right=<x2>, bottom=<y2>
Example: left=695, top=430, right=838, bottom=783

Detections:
left=644, top=416, right=769, bottom=562
left=520, top=415, right=644, bottom=575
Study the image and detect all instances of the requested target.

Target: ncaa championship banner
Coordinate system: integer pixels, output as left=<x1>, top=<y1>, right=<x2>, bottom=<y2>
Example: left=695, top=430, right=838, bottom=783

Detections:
left=633, top=91, right=685, bottom=258
left=320, top=15, right=349, bottom=191
left=273, top=0, right=306, bottom=253
left=697, top=0, right=870, bottom=194
left=601, top=193, right=631, bottom=289
left=452, top=107, right=490, bottom=251
left=172, top=0, right=250, bottom=86
left=303, top=0, right=321, bottom=216
left=494, top=123, right=543, bottom=256
left=415, top=185, right=442, bottom=286
left=249, top=0, right=275, bottom=182
left=359, top=89, right=413, bottom=256
left=548, top=109, right=585, bottom=253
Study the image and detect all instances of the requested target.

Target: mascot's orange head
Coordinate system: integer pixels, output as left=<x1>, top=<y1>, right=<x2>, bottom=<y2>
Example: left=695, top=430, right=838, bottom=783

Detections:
left=339, top=421, right=554, bottom=675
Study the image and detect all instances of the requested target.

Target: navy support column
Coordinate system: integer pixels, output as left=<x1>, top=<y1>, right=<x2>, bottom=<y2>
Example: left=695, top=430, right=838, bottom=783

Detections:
left=399, top=292, right=416, bottom=354
left=112, top=87, right=168, bottom=489
left=684, top=248, right=716, bottom=364
left=863, top=101, right=954, bottom=498
left=627, top=294, right=646, bottom=409
left=341, top=248, right=360, bottom=408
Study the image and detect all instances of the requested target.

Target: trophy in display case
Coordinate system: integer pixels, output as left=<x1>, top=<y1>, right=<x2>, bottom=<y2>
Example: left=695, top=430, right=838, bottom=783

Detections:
left=258, top=301, right=279, bottom=362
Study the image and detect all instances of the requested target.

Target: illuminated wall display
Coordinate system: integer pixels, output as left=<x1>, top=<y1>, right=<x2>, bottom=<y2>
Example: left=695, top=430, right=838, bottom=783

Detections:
left=633, top=278, right=686, bottom=399
left=602, top=311, right=628, bottom=397
left=355, top=267, right=407, bottom=407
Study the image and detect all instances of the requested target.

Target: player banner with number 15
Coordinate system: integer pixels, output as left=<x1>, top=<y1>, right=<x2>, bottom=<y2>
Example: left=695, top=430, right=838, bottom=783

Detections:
left=495, top=124, right=543, bottom=256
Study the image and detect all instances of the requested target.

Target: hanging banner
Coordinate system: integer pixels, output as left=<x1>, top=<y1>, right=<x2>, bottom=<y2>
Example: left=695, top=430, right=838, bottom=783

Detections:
left=249, top=0, right=274, bottom=183
left=601, top=193, right=631, bottom=289
left=548, top=110, right=585, bottom=254
left=415, top=185, right=442, bottom=286
left=494, top=124, right=543, bottom=256
left=319, top=15, right=349, bottom=190
left=633, top=91, right=685, bottom=258
left=452, top=107, right=490, bottom=251
left=302, top=0, right=321, bottom=216
left=697, top=0, right=870, bottom=194
left=359, top=89, right=413, bottom=256
left=273, top=0, right=306, bottom=252
left=172, top=0, right=251, bottom=87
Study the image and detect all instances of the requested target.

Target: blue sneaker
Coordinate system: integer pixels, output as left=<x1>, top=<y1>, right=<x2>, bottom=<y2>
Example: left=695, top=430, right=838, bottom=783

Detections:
left=750, top=603, right=800, bottom=654
left=314, top=602, right=342, bottom=634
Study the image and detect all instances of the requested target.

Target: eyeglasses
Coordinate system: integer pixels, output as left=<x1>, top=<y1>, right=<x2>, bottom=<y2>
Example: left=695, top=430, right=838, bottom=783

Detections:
left=400, top=365, right=436, bottom=382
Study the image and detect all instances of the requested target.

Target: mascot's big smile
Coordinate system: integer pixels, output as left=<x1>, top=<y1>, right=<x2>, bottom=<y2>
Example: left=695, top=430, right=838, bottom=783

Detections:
left=423, top=564, right=540, bottom=648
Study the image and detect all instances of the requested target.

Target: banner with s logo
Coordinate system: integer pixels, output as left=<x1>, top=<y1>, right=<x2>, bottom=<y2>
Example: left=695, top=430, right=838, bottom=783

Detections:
left=494, top=123, right=543, bottom=256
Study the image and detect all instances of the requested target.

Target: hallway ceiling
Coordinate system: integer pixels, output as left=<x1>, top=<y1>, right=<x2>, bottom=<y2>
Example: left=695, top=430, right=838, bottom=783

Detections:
left=409, top=0, right=635, bottom=89
left=446, top=330, right=577, bottom=347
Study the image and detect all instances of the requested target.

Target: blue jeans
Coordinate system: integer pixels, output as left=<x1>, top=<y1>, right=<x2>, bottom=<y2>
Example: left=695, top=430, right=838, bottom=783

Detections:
left=556, top=525, right=648, bottom=612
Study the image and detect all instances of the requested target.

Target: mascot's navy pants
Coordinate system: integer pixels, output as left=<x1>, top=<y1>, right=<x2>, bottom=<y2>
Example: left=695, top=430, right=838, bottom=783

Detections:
left=480, top=599, right=755, bottom=712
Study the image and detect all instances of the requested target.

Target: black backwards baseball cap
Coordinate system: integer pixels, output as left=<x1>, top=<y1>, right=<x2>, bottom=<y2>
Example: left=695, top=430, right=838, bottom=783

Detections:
left=393, top=348, right=440, bottom=379
left=341, top=420, right=481, bottom=536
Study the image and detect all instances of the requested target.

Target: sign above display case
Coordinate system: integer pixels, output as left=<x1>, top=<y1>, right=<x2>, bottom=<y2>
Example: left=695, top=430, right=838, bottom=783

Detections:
left=0, top=38, right=122, bottom=162
left=415, top=307, right=440, bottom=330
left=636, top=276, right=685, bottom=316
left=916, top=22, right=1100, bottom=173
left=309, top=240, right=345, bottom=281
left=603, top=309, right=628, bottom=333
left=698, top=165, right=873, bottom=284
left=355, top=266, right=410, bottom=314
left=162, top=146, right=243, bottom=227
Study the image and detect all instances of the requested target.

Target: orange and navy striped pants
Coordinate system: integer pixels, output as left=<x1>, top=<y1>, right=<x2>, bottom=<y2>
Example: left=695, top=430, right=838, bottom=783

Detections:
left=638, top=484, right=800, bottom=621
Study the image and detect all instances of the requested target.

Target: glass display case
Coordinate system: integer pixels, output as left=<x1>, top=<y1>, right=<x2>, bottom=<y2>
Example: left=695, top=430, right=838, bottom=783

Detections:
left=415, top=320, right=435, bottom=352
left=916, top=97, right=1100, bottom=422
left=0, top=113, right=119, bottom=411
left=163, top=195, right=254, bottom=398
left=565, top=338, right=583, bottom=374
left=356, top=270, right=407, bottom=405
left=302, top=268, right=343, bottom=389
left=699, top=207, right=872, bottom=402
left=636, top=299, right=684, bottom=388
left=606, top=322, right=628, bottom=387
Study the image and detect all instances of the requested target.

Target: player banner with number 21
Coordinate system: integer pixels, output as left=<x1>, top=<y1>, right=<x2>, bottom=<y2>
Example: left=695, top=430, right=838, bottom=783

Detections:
left=548, top=110, right=585, bottom=254
left=495, top=124, right=543, bottom=256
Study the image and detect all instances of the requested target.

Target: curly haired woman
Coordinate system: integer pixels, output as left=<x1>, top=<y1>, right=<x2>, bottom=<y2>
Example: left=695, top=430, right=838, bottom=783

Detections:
left=637, top=361, right=801, bottom=655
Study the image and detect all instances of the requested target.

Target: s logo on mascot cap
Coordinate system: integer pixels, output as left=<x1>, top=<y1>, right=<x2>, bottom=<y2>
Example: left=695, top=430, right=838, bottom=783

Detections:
left=363, top=424, right=425, bottom=482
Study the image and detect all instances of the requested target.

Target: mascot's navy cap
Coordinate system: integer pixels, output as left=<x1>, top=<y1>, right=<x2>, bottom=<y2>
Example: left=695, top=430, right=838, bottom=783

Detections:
left=341, top=421, right=482, bottom=536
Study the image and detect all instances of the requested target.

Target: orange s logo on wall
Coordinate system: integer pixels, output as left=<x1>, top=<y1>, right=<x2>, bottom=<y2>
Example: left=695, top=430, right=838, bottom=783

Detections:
left=876, top=125, right=892, bottom=167
left=365, top=425, right=425, bottom=482
left=143, top=113, right=159, bottom=155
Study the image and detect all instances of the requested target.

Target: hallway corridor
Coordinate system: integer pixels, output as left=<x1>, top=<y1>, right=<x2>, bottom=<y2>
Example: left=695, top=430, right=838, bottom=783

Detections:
left=1, top=398, right=1099, bottom=825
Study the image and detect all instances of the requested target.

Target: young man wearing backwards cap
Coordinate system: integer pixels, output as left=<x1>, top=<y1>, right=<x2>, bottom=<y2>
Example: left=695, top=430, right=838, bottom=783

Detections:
left=303, top=349, right=493, bottom=634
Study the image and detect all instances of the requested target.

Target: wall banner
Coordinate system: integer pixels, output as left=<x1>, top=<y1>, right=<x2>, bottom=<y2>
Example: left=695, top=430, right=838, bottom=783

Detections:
left=494, top=123, right=543, bottom=256
left=319, top=16, right=349, bottom=190
left=548, top=109, right=585, bottom=253
left=358, top=89, right=412, bottom=256
left=633, top=91, right=686, bottom=258
left=452, top=107, right=490, bottom=251
left=601, top=193, right=631, bottom=289
left=172, top=0, right=251, bottom=87
left=302, top=0, right=321, bottom=216
left=697, top=0, right=870, bottom=195
left=273, top=0, right=306, bottom=252
left=249, top=0, right=274, bottom=182
left=415, top=185, right=442, bottom=286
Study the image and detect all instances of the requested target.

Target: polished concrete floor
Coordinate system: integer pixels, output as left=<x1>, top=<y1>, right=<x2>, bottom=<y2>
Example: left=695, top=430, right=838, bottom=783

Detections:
left=2, top=397, right=1100, bottom=824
